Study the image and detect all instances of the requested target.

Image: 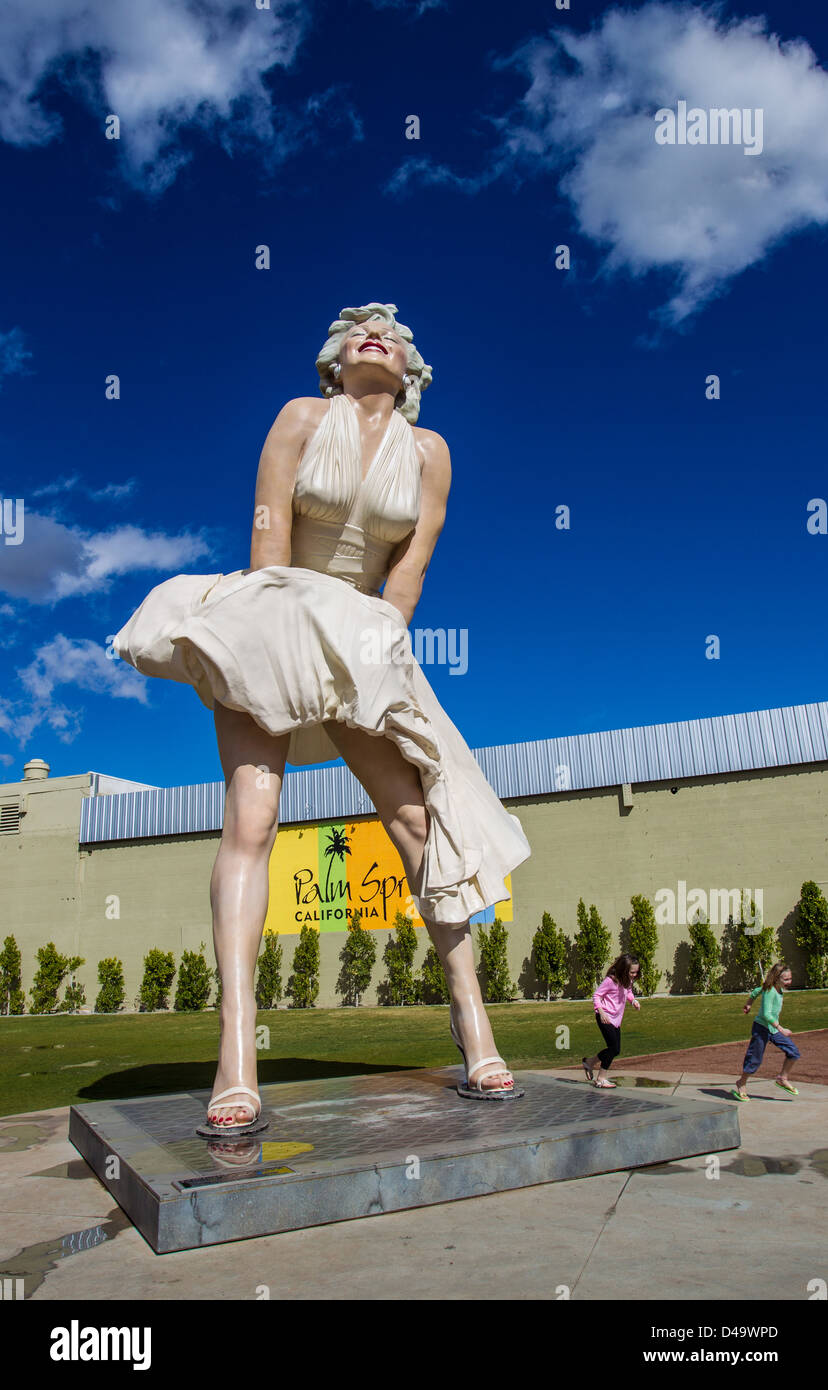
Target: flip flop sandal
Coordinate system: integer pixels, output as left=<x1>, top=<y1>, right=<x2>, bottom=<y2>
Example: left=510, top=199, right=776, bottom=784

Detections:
left=730, top=1088, right=750, bottom=1102
left=196, top=1085, right=270, bottom=1138
left=582, top=1057, right=594, bottom=1082
left=775, top=1079, right=798, bottom=1095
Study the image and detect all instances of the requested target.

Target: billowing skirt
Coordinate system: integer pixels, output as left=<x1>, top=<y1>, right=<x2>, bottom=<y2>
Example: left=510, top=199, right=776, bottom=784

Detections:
left=113, top=565, right=531, bottom=925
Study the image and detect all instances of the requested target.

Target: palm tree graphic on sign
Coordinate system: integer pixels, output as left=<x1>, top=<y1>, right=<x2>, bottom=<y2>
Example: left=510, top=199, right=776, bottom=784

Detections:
left=323, top=827, right=351, bottom=901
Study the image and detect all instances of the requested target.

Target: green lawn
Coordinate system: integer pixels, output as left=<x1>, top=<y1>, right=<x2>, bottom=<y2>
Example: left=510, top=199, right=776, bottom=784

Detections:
left=1, top=991, right=826, bottom=1118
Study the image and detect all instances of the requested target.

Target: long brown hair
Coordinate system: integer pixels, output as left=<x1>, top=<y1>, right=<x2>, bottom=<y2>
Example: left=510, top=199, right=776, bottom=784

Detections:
left=607, top=954, right=640, bottom=989
left=761, top=961, right=790, bottom=993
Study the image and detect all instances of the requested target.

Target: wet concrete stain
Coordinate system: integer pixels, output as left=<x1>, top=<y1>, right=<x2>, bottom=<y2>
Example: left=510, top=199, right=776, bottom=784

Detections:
left=0, top=1208, right=133, bottom=1299
left=639, top=1149, right=827, bottom=1179
left=0, top=1123, right=50, bottom=1154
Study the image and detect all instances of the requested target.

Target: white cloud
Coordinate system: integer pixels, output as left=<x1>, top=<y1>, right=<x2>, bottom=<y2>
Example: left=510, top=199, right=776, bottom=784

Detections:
left=89, top=479, right=137, bottom=502
left=0, top=0, right=309, bottom=192
left=0, top=635, right=148, bottom=749
left=33, top=475, right=137, bottom=502
left=0, top=511, right=210, bottom=603
left=32, top=475, right=82, bottom=499
left=393, top=3, right=828, bottom=323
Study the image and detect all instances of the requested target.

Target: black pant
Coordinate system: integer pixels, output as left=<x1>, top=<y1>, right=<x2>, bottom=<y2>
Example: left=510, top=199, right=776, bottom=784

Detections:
left=595, top=1011, right=621, bottom=1070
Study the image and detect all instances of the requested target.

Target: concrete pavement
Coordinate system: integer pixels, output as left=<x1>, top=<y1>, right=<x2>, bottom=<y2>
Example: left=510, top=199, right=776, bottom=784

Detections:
left=1, top=1069, right=825, bottom=1300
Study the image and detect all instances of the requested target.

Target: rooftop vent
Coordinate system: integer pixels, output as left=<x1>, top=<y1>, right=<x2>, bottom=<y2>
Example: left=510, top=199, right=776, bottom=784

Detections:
left=22, top=758, right=50, bottom=781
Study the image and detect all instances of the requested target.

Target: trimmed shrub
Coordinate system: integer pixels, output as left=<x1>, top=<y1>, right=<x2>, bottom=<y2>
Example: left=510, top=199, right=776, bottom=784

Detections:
left=256, top=931, right=283, bottom=1009
left=531, top=912, right=569, bottom=1000
left=0, top=935, right=25, bottom=1015
left=174, top=941, right=213, bottom=1012
left=574, top=900, right=611, bottom=997
left=795, top=881, right=828, bottom=988
left=337, top=910, right=377, bottom=1006
left=419, top=943, right=450, bottom=1004
left=687, top=914, right=722, bottom=994
left=287, top=924, right=320, bottom=1008
left=138, top=949, right=176, bottom=1012
left=30, top=943, right=84, bottom=1015
left=725, top=895, right=780, bottom=990
left=478, top=918, right=516, bottom=1003
left=629, top=894, right=661, bottom=996
left=95, top=958, right=125, bottom=1013
left=378, top=911, right=418, bottom=1006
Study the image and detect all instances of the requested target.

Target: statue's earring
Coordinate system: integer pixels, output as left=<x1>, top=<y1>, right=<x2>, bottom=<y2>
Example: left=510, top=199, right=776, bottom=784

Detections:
left=331, top=362, right=341, bottom=381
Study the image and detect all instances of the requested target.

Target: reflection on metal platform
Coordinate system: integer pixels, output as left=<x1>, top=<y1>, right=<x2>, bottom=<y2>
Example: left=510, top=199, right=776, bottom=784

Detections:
left=69, top=1067, right=740, bottom=1254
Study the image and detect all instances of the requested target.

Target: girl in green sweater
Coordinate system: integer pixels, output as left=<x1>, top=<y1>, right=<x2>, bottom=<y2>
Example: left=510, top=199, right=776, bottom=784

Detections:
left=732, top=962, right=800, bottom=1101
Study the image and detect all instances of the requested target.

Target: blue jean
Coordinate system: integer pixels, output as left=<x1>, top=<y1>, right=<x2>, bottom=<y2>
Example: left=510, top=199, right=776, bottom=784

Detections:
left=742, top=1022, right=801, bottom=1074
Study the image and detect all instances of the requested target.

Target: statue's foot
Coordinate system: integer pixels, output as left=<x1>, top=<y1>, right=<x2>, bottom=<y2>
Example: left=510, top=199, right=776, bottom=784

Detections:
left=206, top=1084, right=262, bottom=1130
left=204, top=992, right=262, bottom=1132
left=449, top=1003, right=524, bottom=1099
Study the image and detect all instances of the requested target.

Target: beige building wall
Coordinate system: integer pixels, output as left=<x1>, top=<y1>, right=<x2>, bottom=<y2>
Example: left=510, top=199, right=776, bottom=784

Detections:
left=1, top=762, right=825, bottom=1011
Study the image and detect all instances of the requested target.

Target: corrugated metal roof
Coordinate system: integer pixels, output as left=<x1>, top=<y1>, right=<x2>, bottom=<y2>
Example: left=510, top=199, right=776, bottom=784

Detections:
left=79, top=700, right=828, bottom=846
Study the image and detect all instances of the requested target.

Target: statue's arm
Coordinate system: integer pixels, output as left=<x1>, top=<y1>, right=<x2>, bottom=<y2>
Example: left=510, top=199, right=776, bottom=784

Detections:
left=381, top=430, right=451, bottom=627
left=249, top=398, right=319, bottom=570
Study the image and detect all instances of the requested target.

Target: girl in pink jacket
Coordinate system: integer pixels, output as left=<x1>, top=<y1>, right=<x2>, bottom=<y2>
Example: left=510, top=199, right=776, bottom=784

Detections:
left=582, top=954, right=641, bottom=1088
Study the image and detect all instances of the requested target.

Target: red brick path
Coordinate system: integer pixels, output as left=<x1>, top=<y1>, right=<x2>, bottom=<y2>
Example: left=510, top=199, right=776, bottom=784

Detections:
left=598, top=1028, right=828, bottom=1085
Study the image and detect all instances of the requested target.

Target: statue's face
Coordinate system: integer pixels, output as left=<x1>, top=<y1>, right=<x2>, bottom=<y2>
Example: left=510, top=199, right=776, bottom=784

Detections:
left=338, top=316, right=408, bottom=390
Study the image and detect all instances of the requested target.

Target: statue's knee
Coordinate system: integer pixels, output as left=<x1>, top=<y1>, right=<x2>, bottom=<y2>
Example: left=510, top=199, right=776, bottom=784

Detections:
left=389, top=802, right=429, bottom=857
left=224, top=793, right=280, bottom=854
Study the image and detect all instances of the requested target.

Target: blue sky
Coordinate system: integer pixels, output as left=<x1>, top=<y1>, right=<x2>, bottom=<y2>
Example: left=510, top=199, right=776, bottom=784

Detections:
left=1, top=0, right=827, bottom=789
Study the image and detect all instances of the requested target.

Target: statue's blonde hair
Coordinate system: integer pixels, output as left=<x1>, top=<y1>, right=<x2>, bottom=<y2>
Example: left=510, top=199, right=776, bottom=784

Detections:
left=316, top=302, right=432, bottom=424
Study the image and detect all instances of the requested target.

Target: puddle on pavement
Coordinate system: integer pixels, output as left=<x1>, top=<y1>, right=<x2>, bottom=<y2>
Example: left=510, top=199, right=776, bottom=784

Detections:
left=639, top=1151, right=825, bottom=1179
left=0, top=1209, right=133, bottom=1299
left=0, top=1123, right=49, bottom=1154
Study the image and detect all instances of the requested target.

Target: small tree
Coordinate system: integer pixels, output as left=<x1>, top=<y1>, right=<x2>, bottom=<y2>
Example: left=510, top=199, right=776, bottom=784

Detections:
left=795, top=881, right=828, bottom=988
left=138, top=949, right=176, bottom=1012
left=95, top=958, right=125, bottom=1013
left=729, top=894, right=779, bottom=991
left=337, top=910, right=377, bottom=1006
left=531, top=912, right=569, bottom=1000
left=687, top=913, right=722, bottom=994
left=379, top=911, right=418, bottom=1005
left=419, top=943, right=450, bottom=1004
left=59, top=973, right=87, bottom=1014
left=574, top=900, right=611, bottom=997
left=256, top=931, right=283, bottom=1009
left=0, top=936, right=25, bottom=1015
left=174, top=941, right=213, bottom=1011
left=478, top=918, right=516, bottom=1003
left=287, top=924, right=320, bottom=1008
left=30, top=943, right=83, bottom=1015
left=629, top=894, right=661, bottom=996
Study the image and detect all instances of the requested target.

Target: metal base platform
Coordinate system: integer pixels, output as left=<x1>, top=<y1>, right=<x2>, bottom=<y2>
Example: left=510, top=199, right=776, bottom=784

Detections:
left=69, top=1068, right=740, bottom=1254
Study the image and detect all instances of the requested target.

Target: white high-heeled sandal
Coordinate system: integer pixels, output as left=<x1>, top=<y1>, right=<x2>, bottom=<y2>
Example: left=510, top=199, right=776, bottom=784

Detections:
left=199, top=1085, right=265, bottom=1136
left=449, top=1007, right=524, bottom=1101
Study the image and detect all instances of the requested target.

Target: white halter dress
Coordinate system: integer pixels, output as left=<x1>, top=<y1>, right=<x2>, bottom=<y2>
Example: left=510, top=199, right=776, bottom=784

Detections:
left=113, top=394, right=531, bottom=925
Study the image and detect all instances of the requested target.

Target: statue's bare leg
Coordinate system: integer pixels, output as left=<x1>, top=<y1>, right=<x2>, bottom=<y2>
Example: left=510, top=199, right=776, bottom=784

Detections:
left=208, top=701, right=290, bottom=1126
left=324, top=720, right=515, bottom=1090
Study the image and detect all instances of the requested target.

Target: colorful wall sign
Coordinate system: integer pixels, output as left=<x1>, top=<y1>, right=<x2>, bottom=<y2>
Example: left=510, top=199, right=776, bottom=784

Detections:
left=263, top=817, right=513, bottom=934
